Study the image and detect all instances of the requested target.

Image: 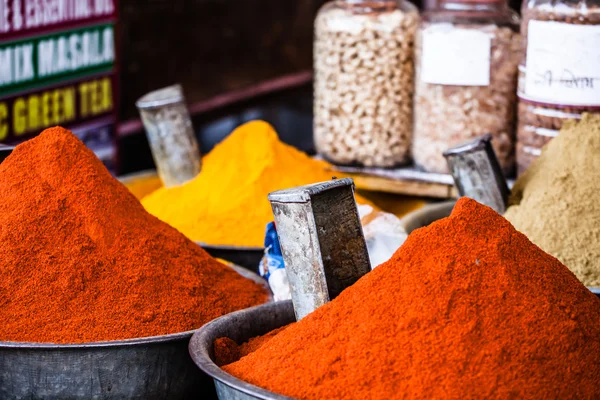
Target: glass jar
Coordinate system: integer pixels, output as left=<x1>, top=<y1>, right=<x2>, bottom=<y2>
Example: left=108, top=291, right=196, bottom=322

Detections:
left=313, top=0, right=420, bottom=167
left=517, top=0, right=600, bottom=175
left=412, top=0, right=520, bottom=175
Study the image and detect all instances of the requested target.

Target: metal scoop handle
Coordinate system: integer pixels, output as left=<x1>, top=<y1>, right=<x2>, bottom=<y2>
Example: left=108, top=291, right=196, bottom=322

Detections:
left=268, top=178, right=371, bottom=320
left=443, top=134, right=510, bottom=214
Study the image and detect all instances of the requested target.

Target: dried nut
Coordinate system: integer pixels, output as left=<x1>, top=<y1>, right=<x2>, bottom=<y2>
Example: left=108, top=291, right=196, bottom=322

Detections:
left=413, top=24, right=521, bottom=175
left=314, top=7, right=419, bottom=167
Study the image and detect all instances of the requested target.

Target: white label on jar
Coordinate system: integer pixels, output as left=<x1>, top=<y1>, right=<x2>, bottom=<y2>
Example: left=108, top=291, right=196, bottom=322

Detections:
left=524, top=20, right=600, bottom=106
left=421, top=24, right=491, bottom=86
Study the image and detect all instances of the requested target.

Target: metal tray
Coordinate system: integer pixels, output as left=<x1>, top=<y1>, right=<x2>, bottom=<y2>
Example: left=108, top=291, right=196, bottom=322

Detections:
left=189, top=301, right=295, bottom=400
left=0, top=265, right=270, bottom=400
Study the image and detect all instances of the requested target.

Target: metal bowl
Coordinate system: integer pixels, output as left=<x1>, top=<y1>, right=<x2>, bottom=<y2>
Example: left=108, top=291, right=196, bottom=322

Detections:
left=0, top=265, right=270, bottom=400
left=189, top=282, right=600, bottom=400
left=189, top=301, right=295, bottom=400
left=398, top=200, right=455, bottom=234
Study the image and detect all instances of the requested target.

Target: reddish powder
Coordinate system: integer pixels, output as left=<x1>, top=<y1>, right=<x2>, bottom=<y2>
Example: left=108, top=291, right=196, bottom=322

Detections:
left=214, top=326, right=288, bottom=367
left=214, top=337, right=241, bottom=367
left=224, top=198, right=600, bottom=399
left=0, top=127, right=268, bottom=344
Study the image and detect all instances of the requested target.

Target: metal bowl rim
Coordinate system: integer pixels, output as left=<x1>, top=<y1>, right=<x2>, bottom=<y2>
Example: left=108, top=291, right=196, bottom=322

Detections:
left=189, top=301, right=294, bottom=400
left=398, top=200, right=456, bottom=231
left=197, top=242, right=264, bottom=252
left=0, top=264, right=270, bottom=349
left=117, top=169, right=160, bottom=185
left=0, top=329, right=197, bottom=349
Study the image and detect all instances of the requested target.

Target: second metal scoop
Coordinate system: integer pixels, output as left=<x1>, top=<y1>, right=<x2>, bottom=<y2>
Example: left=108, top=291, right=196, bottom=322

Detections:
left=443, top=134, right=510, bottom=214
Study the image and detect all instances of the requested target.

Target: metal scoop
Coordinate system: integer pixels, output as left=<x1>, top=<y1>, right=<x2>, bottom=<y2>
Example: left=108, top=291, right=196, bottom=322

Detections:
left=443, top=134, right=510, bottom=214
left=268, top=178, right=371, bottom=320
left=136, top=84, right=202, bottom=188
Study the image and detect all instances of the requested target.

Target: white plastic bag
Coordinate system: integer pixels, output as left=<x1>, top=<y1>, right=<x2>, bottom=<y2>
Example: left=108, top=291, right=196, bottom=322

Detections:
left=260, top=205, right=408, bottom=301
left=357, top=204, right=408, bottom=268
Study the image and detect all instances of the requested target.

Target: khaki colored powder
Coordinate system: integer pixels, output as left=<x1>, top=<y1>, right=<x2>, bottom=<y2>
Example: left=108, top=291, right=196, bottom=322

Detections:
left=505, top=113, right=600, bottom=288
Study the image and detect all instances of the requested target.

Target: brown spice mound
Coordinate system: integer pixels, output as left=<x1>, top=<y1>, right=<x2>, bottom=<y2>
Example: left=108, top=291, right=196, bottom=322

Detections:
left=0, top=127, right=268, bottom=344
left=224, top=198, right=600, bottom=399
left=506, top=114, right=600, bottom=287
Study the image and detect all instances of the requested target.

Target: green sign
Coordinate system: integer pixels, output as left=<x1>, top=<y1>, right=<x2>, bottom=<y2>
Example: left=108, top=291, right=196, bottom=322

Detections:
left=0, top=23, right=115, bottom=98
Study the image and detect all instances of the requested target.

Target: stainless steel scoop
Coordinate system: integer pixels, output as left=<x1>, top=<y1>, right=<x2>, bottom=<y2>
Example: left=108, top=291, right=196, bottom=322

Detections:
left=268, top=178, right=371, bottom=320
left=443, top=134, right=510, bottom=214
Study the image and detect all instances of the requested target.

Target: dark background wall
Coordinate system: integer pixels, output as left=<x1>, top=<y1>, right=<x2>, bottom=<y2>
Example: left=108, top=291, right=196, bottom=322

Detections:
left=119, top=0, right=328, bottom=122
left=117, top=0, right=524, bottom=174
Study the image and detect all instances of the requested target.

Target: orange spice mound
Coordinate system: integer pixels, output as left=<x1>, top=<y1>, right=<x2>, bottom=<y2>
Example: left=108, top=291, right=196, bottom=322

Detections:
left=0, top=127, right=268, bottom=343
left=224, top=198, right=600, bottom=399
left=214, top=326, right=288, bottom=367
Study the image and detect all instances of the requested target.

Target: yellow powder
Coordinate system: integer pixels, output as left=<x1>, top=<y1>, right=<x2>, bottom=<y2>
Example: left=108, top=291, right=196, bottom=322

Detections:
left=142, top=121, right=371, bottom=247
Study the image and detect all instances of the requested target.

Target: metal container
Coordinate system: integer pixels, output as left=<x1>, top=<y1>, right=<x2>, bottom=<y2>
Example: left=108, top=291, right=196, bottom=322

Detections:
left=200, top=244, right=264, bottom=273
left=268, top=178, right=370, bottom=320
left=136, top=84, right=202, bottom=188
left=189, top=301, right=295, bottom=400
left=0, top=265, right=269, bottom=400
left=399, top=201, right=455, bottom=234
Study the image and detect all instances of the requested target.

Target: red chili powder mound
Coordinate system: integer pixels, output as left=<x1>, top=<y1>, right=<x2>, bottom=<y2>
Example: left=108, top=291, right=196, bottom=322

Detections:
left=224, top=198, right=600, bottom=399
left=0, top=127, right=268, bottom=344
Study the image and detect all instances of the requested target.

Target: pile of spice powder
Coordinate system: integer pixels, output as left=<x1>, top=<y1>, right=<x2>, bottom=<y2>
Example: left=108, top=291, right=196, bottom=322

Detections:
left=0, top=127, right=268, bottom=344
left=505, top=113, right=600, bottom=287
left=223, top=198, right=600, bottom=399
left=142, top=120, right=370, bottom=247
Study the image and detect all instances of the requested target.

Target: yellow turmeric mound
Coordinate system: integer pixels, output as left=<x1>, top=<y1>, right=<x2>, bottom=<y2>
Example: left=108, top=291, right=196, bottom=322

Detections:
left=142, top=121, right=356, bottom=247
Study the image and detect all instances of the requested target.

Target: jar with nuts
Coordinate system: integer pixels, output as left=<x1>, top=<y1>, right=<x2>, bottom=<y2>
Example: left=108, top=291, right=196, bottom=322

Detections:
left=313, top=0, right=420, bottom=167
left=517, top=0, right=600, bottom=175
left=413, top=0, right=521, bottom=175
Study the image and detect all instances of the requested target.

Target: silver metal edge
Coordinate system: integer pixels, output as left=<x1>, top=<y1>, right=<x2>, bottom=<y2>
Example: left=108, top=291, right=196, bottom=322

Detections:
left=398, top=201, right=456, bottom=234
left=189, top=301, right=295, bottom=400
left=267, top=178, right=354, bottom=203
left=135, top=84, right=185, bottom=109
left=197, top=242, right=264, bottom=252
left=117, top=169, right=160, bottom=185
